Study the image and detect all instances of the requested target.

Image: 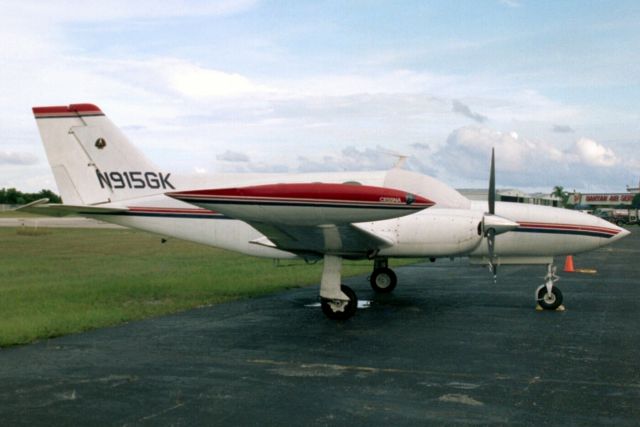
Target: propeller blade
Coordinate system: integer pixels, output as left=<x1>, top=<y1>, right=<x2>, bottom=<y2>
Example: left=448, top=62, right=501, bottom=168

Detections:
left=486, top=147, right=498, bottom=280
left=486, top=228, right=497, bottom=278
left=488, top=147, right=495, bottom=215
left=483, top=212, right=519, bottom=281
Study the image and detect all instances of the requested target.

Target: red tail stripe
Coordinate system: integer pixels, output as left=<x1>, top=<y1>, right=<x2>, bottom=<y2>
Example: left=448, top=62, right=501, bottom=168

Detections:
left=33, top=104, right=104, bottom=117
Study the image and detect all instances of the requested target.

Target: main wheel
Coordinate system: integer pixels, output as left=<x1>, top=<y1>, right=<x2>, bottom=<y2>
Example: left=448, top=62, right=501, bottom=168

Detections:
left=321, top=285, right=357, bottom=320
left=537, top=286, right=563, bottom=310
left=370, top=267, right=397, bottom=293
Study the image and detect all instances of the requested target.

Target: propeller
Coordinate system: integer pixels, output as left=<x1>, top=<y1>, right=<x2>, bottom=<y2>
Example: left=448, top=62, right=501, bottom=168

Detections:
left=488, top=148, right=495, bottom=216
left=482, top=148, right=519, bottom=280
left=486, top=148, right=497, bottom=278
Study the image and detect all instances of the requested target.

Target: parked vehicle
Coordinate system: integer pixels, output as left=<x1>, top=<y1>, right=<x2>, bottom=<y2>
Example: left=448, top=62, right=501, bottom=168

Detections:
left=595, top=209, right=638, bottom=226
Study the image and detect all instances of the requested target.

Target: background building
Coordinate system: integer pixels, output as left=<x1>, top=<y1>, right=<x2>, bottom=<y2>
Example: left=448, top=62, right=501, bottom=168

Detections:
left=458, top=189, right=560, bottom=206
left=570, top=189, right=639, bottom=211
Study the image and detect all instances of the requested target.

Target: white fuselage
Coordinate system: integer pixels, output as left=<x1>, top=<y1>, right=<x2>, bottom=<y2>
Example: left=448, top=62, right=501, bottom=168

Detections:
left=85, top=169, right=627, bottom=263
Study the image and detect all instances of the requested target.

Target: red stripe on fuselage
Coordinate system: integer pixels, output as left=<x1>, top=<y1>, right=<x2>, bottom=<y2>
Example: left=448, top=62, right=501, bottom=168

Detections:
left=517, top=222, right=620, bottom=236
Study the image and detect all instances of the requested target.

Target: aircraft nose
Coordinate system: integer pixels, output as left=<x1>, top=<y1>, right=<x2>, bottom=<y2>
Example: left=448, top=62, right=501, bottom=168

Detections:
left=601, top=221, right=630, bottom=246
left=612, top=225, right=631, bottom=242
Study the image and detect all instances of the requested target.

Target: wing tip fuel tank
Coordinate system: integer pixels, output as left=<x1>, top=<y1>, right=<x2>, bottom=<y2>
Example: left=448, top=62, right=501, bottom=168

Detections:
left=167, top=182, right=435, bottom=225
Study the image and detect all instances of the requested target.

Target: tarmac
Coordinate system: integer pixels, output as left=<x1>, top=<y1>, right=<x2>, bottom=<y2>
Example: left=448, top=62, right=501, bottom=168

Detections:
left=0, top=228, right=638, bottom=426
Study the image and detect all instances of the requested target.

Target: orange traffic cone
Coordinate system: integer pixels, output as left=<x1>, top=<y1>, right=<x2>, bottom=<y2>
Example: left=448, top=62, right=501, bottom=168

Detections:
left=563, top=255, right=575, bottom=273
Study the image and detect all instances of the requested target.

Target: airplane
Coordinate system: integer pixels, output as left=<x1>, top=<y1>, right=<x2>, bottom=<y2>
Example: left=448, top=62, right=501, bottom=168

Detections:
left=22, top=103, right=630, bottom=320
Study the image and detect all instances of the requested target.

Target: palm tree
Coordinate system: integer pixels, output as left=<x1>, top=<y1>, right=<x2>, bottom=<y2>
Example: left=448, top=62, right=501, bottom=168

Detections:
left=551, top=185, right=569, bottom=207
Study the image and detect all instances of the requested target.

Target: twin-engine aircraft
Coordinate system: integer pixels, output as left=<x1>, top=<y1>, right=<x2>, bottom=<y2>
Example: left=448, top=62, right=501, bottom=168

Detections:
left=24, top=104, right=629, bottom=319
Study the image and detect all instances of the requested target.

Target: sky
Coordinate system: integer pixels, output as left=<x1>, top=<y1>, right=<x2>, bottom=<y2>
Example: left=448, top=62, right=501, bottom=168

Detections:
left=1, top=0, right=639, bottom=194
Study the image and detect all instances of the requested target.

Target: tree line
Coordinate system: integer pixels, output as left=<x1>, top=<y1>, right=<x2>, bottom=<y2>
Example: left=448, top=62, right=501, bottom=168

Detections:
left=0, top=188, right=61, bottom=205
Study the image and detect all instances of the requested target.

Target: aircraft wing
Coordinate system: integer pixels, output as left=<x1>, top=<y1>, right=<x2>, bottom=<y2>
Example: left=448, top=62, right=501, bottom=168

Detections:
left=168, top=183, right=433, bottom=257
left=15, top=198, right=127, bottom=217
left=245, top=222, right=397, bottom=257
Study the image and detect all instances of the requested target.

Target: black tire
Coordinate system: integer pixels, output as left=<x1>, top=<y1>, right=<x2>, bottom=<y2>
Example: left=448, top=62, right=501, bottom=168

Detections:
left=321, top=285, right=357, bottom=320
left=537, top=286, right=563, bottom=310
left=370, top=267, right=398, bottom=293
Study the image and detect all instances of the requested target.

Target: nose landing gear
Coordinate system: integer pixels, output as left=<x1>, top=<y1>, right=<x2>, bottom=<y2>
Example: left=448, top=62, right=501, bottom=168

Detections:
left=536, top=263, right=564, bottom=310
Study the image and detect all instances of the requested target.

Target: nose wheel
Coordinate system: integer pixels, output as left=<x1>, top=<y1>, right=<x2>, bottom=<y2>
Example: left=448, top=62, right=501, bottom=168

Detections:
left=536, top=263, right=564, bottom=310
left=537, top=286, right=563, bottom=310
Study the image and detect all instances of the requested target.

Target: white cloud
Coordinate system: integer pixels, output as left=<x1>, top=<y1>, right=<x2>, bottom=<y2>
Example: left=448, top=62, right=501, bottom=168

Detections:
left=297, top=146, right=396, bottom=173
left=498, top=0, right=521, bottom=7
left=4, top=1, right=257, bottom=23
left=434, top=125, right=626, bottom=190
left=552, top=124, right=574, bottom=133
left=280, top=70, right=460, bottom=98
left=167, top=62, right=273, bottom=98
left=216, top=150, right=250, bottom=162
left=437, top=126, right=544, bottom=174
left=410, top=142, right=431, bottom=150
left=0, top=1, right=637, bottom=194
left=0, top=151, right=38, bottom=166
left=568, top=137, right=617, bottom=167
left=194, top=167, right=208, bottom=174
left=452, top=100, right=487, bottom=123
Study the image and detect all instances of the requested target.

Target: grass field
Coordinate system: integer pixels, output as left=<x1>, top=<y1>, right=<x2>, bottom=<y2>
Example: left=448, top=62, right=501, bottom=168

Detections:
left=0, top=226, right=418, bottom=347
left=0, top=210, right=44, bottom=218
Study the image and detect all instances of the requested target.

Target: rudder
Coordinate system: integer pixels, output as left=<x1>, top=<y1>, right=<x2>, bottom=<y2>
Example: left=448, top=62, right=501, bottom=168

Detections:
left=33, top=104, right=173, bottom=205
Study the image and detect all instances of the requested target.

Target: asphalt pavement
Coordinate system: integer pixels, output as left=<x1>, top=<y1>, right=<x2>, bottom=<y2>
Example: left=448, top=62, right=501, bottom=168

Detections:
left=1, top=229, right=638, bottom=426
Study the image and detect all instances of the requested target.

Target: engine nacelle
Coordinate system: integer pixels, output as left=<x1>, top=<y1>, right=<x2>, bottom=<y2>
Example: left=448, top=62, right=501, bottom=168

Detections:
left=377, top=208, right=485, bottom=257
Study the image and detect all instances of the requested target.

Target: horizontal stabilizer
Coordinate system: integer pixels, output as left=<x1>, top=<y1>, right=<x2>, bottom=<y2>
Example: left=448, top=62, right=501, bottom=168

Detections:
left=16, top=199, right=127, bottom=217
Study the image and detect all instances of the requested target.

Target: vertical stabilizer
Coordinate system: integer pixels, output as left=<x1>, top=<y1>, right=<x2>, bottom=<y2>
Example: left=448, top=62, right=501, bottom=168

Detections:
left=33, top=104, right=172, bottom=205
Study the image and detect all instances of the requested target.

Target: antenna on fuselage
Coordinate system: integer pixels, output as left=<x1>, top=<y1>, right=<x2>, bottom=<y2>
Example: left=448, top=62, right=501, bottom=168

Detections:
left=393, top=155, right=409, bottom=169
left=377, top=149, right=409, bottom=169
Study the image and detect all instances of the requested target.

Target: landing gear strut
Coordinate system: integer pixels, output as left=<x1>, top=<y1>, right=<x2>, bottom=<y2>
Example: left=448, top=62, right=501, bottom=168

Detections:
left=370, top=258, right=397, bottom=293
left=319, top=255, right=357, bottom=320
left=536, top=263, right=564, bottom=310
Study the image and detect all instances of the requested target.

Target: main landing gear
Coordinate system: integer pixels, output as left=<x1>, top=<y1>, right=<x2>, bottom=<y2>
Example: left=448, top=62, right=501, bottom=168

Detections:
left=319, top=256, right=399, bottom=320
left=369, top=258, right=397, bottom=293
left=319, top=255, right=358, bottom=320
left=536, top=263, right=564, bottom=310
